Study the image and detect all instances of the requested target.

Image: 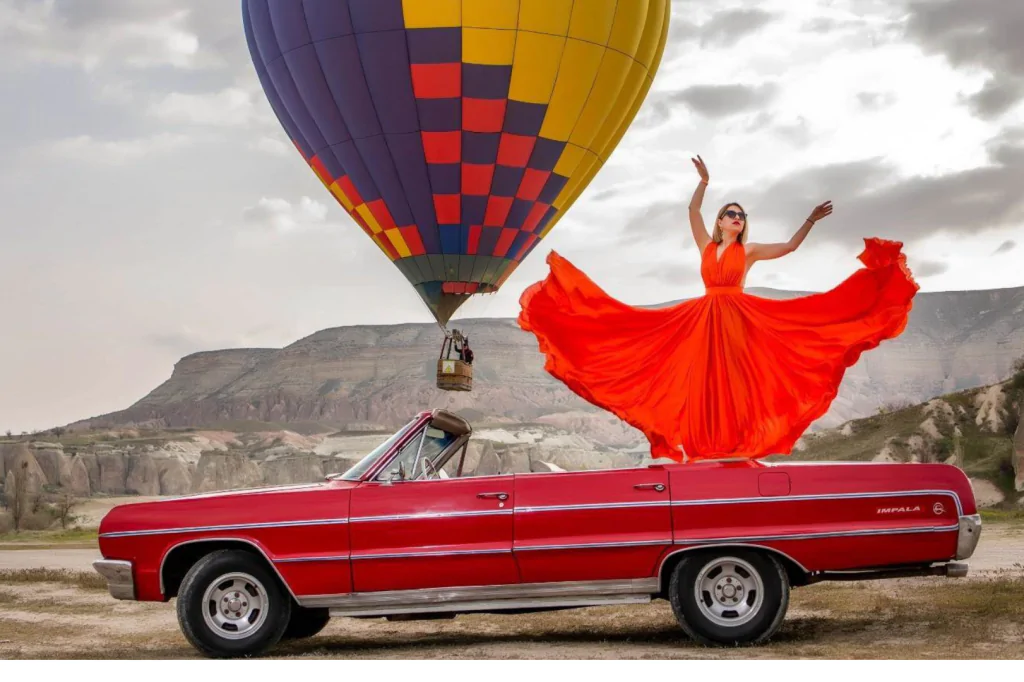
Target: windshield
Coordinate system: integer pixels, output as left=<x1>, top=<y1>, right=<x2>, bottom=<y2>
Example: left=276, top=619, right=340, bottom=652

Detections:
left=336, top=418, right=421, bottom=481
left=375, top=426, right=458, bottom=482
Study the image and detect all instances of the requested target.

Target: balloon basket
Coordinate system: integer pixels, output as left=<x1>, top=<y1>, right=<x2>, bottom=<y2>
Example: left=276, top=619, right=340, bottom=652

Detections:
left=437, top=329, right=473, bottom=392
left=436, top=358, right=473, bottom=391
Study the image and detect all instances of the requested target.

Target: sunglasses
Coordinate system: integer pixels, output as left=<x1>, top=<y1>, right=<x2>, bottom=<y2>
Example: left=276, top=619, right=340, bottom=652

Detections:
left=723, top=210, right=747, bottom=220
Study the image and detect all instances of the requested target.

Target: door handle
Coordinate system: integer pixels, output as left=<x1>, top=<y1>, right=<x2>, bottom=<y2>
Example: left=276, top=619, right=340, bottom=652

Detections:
left=634, top=483, right=666, bottom=492
left=477, top=492, right=509, bottom=501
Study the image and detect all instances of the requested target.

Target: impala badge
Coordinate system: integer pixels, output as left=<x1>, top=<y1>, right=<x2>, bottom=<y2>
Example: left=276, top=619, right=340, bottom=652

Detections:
left=876, top=505, right=921, bottom=514
left=932, top=502, right=945, bottom=515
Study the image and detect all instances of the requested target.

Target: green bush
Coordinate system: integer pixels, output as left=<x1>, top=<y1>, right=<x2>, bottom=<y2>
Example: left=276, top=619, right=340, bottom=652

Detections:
left=1009, top=356, right=1024, bottom=392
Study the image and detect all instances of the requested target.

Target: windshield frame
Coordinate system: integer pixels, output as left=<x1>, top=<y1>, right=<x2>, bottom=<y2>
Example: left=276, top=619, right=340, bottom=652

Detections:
left=334, top=415, right=427, bottom=482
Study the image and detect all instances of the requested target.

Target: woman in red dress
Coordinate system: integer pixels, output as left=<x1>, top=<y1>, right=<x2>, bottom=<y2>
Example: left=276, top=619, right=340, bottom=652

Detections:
left=517, top=156, right=919, bottom=463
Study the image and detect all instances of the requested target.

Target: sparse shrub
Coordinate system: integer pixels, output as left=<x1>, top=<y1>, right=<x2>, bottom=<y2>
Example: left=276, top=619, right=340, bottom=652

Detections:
left=21, top=509, right=56, bottom=531
left=877, top=399, right=913, bottom=415
left=1006, top=407, right=1021, bottom=437
left=4, top=430, right=10, bottom=439
left=54, top=492, right=79, bottom=530
left=1009, top=356, right=1024, bottom=393
left=0, top=512, right=13, bottom=534
left=935, top=437, right=954, bottom=457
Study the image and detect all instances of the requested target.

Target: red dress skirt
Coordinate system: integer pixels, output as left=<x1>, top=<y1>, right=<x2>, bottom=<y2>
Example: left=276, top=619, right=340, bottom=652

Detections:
left=517, top=238, right=919, bottom=462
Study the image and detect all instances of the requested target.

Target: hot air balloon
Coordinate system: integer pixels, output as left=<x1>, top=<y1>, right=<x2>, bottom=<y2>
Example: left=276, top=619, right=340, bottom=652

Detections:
left=242, top=0, right=669, bottom=389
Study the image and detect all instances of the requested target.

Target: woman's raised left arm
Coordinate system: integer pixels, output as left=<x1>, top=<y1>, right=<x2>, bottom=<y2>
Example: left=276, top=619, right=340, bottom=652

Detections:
left=748, top=201, right=832, bottom=262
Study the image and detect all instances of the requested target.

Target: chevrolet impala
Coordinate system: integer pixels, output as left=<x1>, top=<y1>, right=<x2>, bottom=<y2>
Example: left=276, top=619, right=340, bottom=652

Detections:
left=94, top=409, right=982, bottom=657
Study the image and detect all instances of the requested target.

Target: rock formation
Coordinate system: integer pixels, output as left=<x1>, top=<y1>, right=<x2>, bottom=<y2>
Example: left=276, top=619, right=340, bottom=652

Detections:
left=1014, top=399, right=1024, bottom=492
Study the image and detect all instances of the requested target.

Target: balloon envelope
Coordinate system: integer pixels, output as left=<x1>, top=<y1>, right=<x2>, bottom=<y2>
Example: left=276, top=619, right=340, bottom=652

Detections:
left=243, top=0, right=669, bottom=325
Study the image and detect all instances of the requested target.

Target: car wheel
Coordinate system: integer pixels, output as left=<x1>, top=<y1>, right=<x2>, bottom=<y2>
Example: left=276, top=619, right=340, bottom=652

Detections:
left=282, top=605, right=331, bottom=640
left=176, top=549, right=291, bottom=658
left=668, top=549, right=789, bottom=647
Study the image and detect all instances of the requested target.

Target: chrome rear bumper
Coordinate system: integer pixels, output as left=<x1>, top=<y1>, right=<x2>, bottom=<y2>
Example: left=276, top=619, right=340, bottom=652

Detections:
left=93, top=559, right=135, bottom=600
left=956, top=514, right=982, bottom=560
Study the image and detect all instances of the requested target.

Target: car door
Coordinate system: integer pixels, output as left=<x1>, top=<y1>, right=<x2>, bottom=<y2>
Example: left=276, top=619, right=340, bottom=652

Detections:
left=513, top=466, right=672, bottom=584
left=348, top=431, right=518, bottom=593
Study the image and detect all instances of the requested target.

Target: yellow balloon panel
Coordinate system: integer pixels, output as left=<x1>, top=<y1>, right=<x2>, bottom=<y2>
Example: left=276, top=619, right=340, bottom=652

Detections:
left=539, top=39, right=605, bottom=141
left=509, top=32, right=566, bottom=104
left=518, top=0, right=572, bottom=35
left=463, top=0, right=519, bottom=29
left=463, top=27, right=516, bottom=65
left=568, top=0, right=617, bottom=45
left=403, top=0, right=460, bottom=28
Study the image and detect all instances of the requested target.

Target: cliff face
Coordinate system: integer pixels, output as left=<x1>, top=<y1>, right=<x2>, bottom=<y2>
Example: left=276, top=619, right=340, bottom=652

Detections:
left=69, top=286, right=1024, bottom=437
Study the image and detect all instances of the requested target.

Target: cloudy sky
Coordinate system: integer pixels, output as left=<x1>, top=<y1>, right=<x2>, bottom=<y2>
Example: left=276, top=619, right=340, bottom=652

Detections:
left=1, top=0, right=1022, bottom=432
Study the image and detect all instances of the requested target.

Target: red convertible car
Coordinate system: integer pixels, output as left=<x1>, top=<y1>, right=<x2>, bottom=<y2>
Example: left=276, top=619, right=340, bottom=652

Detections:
left=94, top=409, right=981, bottom=658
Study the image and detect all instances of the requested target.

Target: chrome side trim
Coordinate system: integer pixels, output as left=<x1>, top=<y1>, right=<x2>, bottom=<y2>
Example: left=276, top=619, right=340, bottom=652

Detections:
left=349, top=509, right=513, bottom=523
left=93, top=559, right=135, bottom=601
left=101, top=517, right=349, bottom=539
left=350, top=548, right=511, bottom=561
left=299, top=577, right=658, bottom=610
left=157, top=537, right=300, bottom=601
left=137, top=483, right=326, bottom=503
left=674, top=523, right=960, bottom=545
left=515, top=539, right=672, bottom=552
left=956, top=514, right=982, bottom=560
left=330, top=594, right=651, bottom=618
left=516, top=501, right=670, bottom=513
left=672, top=490, right=964, bottom=516
left=291, top=539, right=673, bottom=562
left=274, top=555, right=351, bottom=564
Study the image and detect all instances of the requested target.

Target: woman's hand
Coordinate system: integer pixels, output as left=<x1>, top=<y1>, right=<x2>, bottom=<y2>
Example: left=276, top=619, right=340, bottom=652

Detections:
left=691, top=155, right=709, bottom=184
left=807, top=201, right=833, bottom=223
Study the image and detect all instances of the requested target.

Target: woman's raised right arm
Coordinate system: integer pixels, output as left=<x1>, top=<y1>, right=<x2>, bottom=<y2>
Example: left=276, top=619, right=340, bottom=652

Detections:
left=689, top=155, right=712, bottom=252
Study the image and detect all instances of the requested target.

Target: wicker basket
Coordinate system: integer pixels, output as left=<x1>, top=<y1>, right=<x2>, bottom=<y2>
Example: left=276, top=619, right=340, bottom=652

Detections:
left=437, top=358, right=473, bottom=391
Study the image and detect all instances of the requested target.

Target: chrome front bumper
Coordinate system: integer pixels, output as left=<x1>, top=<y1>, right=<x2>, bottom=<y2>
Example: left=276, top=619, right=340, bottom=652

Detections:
left=956, top=514, right=982, bottom=560
left=93, top=559, right=135, bottom=600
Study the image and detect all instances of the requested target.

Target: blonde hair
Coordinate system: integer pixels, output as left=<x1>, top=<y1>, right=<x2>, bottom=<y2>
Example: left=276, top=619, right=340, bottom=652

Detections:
left=713, top=202, right=749, bottom=244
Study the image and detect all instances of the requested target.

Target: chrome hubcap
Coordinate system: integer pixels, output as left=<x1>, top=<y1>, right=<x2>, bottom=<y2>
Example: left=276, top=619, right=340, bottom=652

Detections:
left=694, top=556, right=764, bottom=627
left=201, top=572, right=269, bottom=640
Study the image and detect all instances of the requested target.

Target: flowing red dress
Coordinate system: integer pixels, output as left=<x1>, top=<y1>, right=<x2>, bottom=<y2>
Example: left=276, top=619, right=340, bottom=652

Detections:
left=517, top=238, right=919, bottom=462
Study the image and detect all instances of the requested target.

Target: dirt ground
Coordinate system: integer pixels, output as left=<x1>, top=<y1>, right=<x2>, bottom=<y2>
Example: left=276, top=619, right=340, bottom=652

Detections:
left=1, top=525, right=1022, bottom=659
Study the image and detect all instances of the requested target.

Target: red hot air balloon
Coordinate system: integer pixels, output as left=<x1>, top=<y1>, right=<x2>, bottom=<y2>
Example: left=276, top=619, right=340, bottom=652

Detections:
left=242, top=0, right=670, bottom=326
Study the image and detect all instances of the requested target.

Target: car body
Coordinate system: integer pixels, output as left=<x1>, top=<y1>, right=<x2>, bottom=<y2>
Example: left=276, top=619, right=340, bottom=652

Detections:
left=94, top=408, right=982, bottom=657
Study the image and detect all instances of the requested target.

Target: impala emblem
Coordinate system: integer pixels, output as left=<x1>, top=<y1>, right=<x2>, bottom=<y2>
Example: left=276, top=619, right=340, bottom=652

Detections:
left=932, top=502, right=945, bottom=515
left=876, top=505, right=921, bottom=514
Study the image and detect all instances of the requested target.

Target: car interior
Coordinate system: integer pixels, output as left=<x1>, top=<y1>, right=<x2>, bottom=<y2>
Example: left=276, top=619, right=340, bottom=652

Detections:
left=375, top=411, right=474, bottom=482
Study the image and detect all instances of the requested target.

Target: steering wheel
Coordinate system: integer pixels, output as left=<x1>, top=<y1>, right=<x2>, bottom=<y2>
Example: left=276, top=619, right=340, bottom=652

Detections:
left=421, top=457, right=440, bottom=480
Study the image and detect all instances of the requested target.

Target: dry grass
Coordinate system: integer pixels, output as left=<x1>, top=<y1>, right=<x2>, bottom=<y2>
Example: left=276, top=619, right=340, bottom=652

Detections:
left=981, top=509, right=1024, bottom=526
left=0, top=569, right=107, bottom=591
left=0, top=528, right=98, bottom=545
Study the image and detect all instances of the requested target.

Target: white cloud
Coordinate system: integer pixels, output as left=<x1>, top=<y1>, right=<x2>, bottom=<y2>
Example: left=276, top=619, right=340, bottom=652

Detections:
left=44, top=133, right=192, bottom=165
left=251, top=136, right=291, bottom=156
left=241, top=196, right=333, bottom=235
left=149, top=87, right=259, bottom=127
left=0, top=2, right=201, bottom=72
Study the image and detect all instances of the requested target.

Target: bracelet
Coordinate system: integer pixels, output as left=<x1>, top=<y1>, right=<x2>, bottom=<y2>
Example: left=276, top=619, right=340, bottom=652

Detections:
left=699, top=180, right=708, bottom=185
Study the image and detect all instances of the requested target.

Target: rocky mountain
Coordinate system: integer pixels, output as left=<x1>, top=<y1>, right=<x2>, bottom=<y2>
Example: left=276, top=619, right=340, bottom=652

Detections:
left=0, top=420, right=648, bottom=500
left=69, top=285, right=1024, bottom=442
left=787, top=373, right=1024, bottom=507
